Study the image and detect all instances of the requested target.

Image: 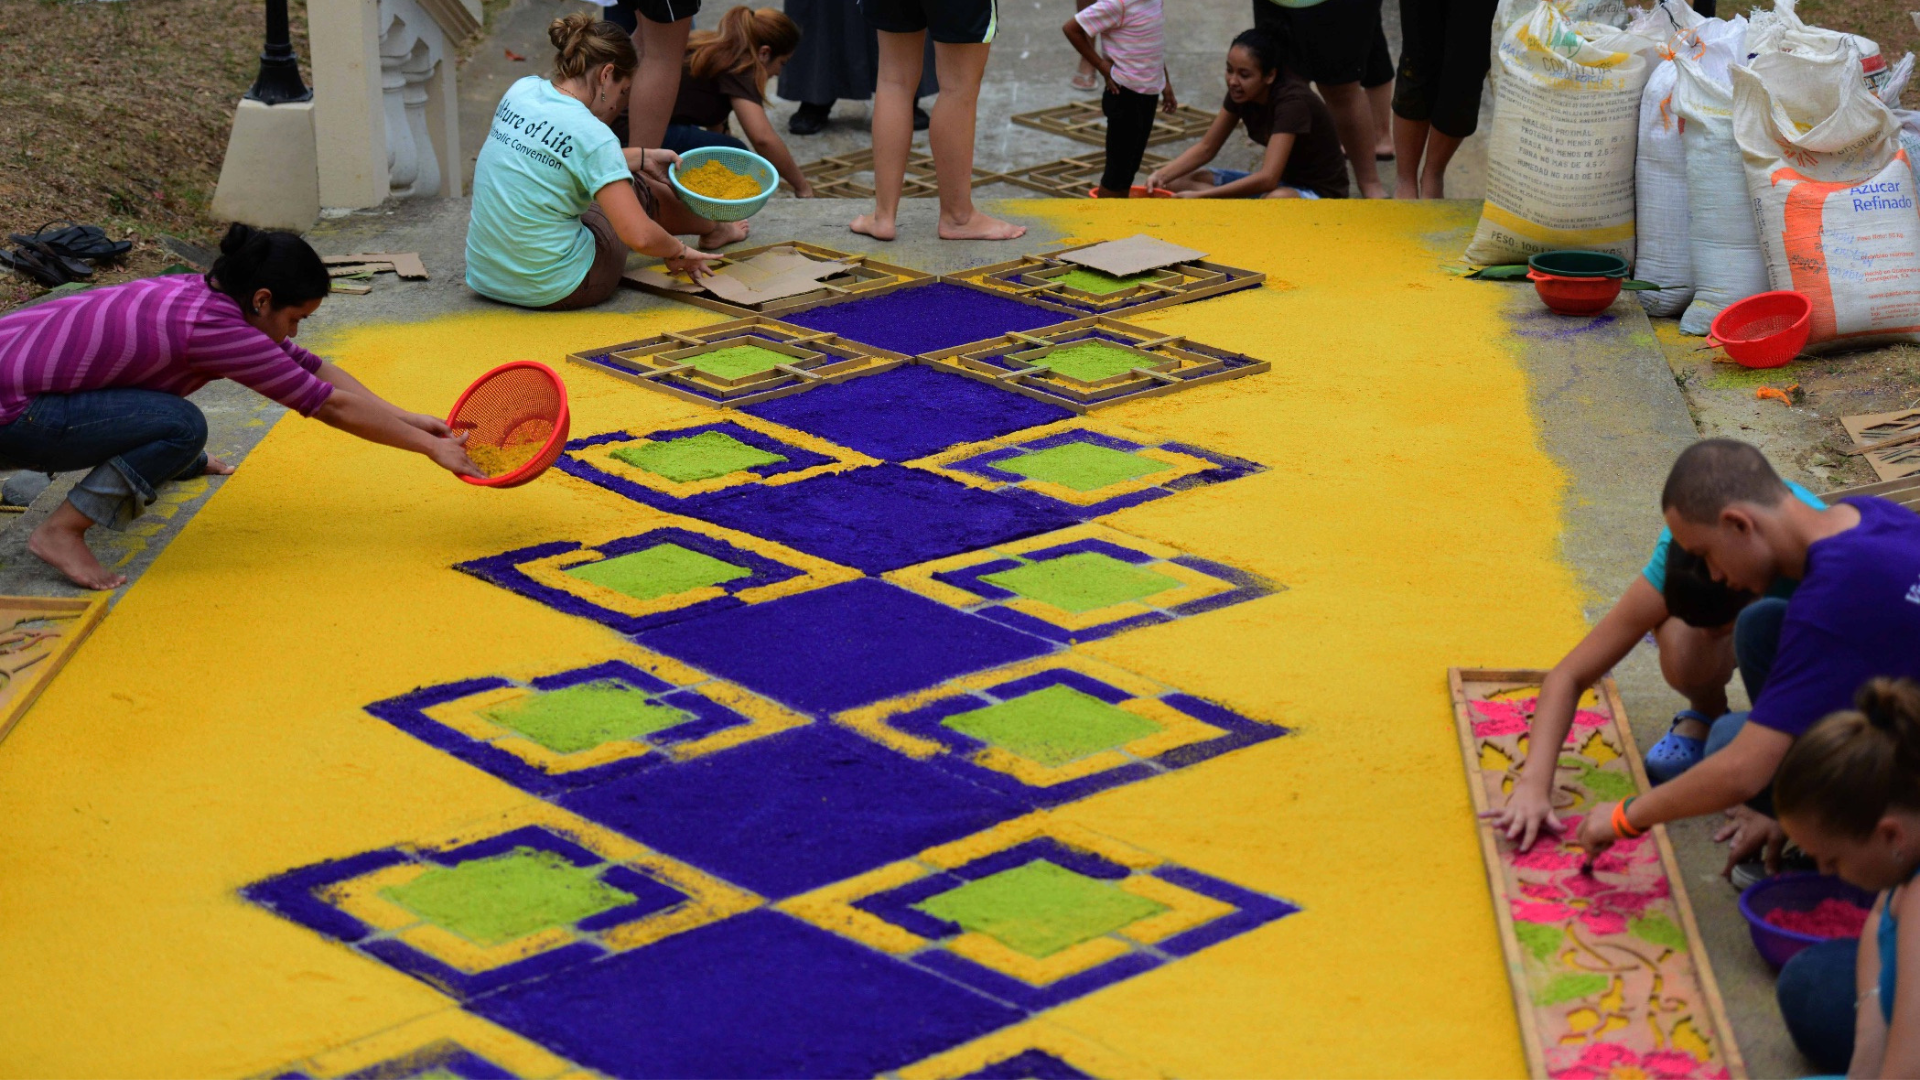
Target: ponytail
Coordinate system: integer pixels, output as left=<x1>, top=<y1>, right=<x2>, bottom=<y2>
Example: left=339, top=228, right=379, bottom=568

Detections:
left=1776, top=678, right=1920, bottom=838
left=1231, top=28, right=1286, bottom=79
left=685, top=6, right=800, bottom=94
left=205, top=223, right=330, bottom=317
left=548, top=12, right=638, bottom=82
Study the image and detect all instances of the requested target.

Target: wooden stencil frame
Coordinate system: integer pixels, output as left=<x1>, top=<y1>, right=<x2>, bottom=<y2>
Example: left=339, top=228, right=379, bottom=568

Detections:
left=1011, top=100, right=1219, bottom=147
left=1823, top=473, right=1920, bottom=510
left=784, top=149, right=1016, bottom=199
left=941, top=243, right=1264, bottom=317
left=620, top=241, right=933, bottom=319
left=1839, top=409, right=1920, bottom=482
left=566, top=317, right=910, bottom=409
left=0, top=595, right=109, bottom=747
left=1448, top=667, right=1746, bottom=1080
left=918, top=317, right=1268, bottom=414
left=999, top=151, right=1173, bottom=198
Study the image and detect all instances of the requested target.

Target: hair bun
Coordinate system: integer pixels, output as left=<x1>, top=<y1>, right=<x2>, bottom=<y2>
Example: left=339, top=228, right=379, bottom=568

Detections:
left=549, top=11, right=595, bottom=52
left=219, top=222, right=260, bottom=257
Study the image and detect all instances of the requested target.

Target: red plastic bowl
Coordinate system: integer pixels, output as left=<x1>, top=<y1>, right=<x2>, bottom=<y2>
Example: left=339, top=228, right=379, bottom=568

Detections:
left=1527, top=268, right=1623, bottom=316
left=1709, top=290, right=1812, bottom=369
left=1738, top=872, right=1877, bottom=970
left=446, top=361, right=570, bottom=488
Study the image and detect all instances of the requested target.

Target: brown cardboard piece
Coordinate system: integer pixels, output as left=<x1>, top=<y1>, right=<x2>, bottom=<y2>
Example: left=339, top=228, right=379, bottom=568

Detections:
left=629, top=249, right=853, bottom=306
left=1057, top=234, right=1208, bottom=277
left=319, top=252, right=429, bottom=279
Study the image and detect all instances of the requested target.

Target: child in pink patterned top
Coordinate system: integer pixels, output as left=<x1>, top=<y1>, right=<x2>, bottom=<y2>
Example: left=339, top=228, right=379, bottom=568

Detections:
left=0, top=225, right=481, bottom=589
left=1064, top=0, right=1175, bottom=198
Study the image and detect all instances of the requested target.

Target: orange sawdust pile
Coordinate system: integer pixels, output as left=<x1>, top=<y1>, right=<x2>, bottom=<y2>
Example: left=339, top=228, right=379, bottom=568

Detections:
left=679, top=159, right=761, bottom=200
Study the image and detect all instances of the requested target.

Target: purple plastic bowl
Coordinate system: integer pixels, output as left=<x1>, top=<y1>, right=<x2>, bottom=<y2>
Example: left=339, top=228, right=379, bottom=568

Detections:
left=1738, top=872, right=1877, bottom=970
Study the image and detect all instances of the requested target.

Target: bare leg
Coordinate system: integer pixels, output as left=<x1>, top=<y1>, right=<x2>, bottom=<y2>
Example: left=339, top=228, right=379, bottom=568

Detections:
left=1162, top=170, right=1216, bottom=193
left=1417, top=129, right=1465, bottom=198
left=1391, top=115, right=1427, bottom=199
left=1260, top=187, right=1306, bottom=198
left=1367, top=80, right=1394, bottom=158
left=1654, top=617, right=1737, bottom=739
left=28, top=501, right=125, bottom=590
left=930, top=40, right=1025, bottom=240
left=626, top=17, right=693, bottom=152
left=852, top=29, right=925, bottom=241
left=1315, top=81, right=1387, bottom=199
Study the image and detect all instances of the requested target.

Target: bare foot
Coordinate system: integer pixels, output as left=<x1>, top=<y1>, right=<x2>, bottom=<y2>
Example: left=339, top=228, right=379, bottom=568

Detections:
left=28, top=510, right=124, bottom=590
left=698, top=221, right=749, bottom=250
left=207, top=455, right=236, bottom=476
left=850, top=213, right=897, bottom=241
left=938, top=211, right=1026, bottom=241
left=1392, top=182, right=1420, bottom=201
left=1359, top=182, right=1389, bottom=200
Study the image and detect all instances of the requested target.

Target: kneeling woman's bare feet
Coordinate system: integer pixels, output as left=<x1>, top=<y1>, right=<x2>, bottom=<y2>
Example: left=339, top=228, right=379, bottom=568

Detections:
left=698, top=221, right=750, bottom=250
left=28, top=502, right=125, bottom=590
left=850, top=213, right=897, bottom=241
left=938, top=210, right=1026, bottom=241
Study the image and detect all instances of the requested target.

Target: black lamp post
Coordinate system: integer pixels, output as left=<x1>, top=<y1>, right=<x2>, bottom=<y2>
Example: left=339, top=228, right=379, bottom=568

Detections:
left=246, top=0, right=312, bottom=105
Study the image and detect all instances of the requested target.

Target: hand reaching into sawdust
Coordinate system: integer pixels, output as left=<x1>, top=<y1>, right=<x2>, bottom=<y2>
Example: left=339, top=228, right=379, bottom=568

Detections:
left=1715, top=805, right=1785, bottom=877
left=1483, top=783, right=1564, bottom=852
left=429, top=431, right=486, bottom=480
left=1574, top=802, right=1620, bottom=854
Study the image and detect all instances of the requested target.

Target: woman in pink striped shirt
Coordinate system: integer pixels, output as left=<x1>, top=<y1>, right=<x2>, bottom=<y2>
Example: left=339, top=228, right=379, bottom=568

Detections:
left=0, top=225, right=482, bottom=590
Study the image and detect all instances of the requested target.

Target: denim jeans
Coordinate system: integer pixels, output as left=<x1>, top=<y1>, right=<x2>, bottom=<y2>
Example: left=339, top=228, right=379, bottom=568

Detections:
left=1777, top=937, right=1856, bottom=1073
left=1703, top=597, right=1788, bottom=815
left=662, top=124, right=748, bottom=154
left=0, top=390, right=208, bottom=529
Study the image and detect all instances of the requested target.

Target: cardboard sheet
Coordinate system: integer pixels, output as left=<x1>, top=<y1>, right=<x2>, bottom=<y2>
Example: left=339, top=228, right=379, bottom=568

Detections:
left=1058, top=235, right=1208, bottom=277
left=629, top=249, right=853, bottom=307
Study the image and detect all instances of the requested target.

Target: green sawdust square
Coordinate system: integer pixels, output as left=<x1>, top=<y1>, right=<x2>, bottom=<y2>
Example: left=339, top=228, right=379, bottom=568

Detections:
left=483, top=680, right=690, bottom=754
left=565, top=543, right=751, bottom=601
left=1051, top=267, right=1164, bottom=295
left=381, top=847, right=634, bottom=946
left=611, top=430, right=786, bottom=483
left=1035, top=341, right=1153, bottom=382
left=982, top=552, right=1180, bottom=613
left=999, top=442, right=1172, bottom=492
left=679, top=344, right=793, bottom=380
left=914, top=859, right=1167, bottom=957
left=942, top=683, right=1160, bottom=766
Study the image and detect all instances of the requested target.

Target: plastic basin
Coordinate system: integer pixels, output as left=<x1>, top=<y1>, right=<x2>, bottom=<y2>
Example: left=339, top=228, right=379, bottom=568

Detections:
left=1527, top=268, right=1623, bottom=316
left=669, top=146, right=777, bottom=223
left=1708, top=290, right=1812, bottom=369
left=1737, top=872, right=1877, bottom=970
left=1527, top=250, right=1630, bottom=279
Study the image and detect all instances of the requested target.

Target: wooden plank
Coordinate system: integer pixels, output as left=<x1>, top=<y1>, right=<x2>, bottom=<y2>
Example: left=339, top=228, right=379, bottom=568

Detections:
left=0, top=595, right=109, bottom=748
left=320, top=252, right=428, bottom=279
left=1448, top=668, right=1747, bottom=1080
left=1010, top=101, right=1217, bottom=147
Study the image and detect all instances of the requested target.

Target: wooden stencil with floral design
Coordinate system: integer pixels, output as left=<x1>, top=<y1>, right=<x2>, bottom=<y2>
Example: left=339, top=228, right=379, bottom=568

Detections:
left=1448, top=669, right=1747, bottom=1080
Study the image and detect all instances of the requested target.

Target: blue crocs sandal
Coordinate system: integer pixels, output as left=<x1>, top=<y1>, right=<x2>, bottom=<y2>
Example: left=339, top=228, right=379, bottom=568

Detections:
left=1644, top=710, right=1710, bottom=784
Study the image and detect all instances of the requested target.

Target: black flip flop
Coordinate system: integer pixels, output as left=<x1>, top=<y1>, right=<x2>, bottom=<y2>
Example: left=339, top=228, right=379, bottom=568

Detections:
left=0, top=247, right=72, bottom=288
left=15, top=239, right=92, bottom=280
left=10, top=221, right=130, bottom=263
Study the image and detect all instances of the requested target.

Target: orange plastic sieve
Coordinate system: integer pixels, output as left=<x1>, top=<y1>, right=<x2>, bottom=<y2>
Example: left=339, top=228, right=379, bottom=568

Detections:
left=446, top=361, right=570, bottom=488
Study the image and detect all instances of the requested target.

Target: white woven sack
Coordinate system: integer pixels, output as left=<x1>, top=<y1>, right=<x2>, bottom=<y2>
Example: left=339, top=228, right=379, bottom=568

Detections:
left=1672, top=21, right=1767, bottom=335
left=1733, top=49, right=1920, bottom=349
left=1875, top=52, right=1920, bottom=193
left=1633, top=0, right=1711, bottom=315
left=1488, top=0, right=1630, bottom=92
left=1465, top=3, right=1655, bottom=265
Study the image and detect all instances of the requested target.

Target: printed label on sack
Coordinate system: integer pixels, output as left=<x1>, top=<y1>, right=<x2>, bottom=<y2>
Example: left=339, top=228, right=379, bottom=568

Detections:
left=1774, top=158, right=1920, bottom=341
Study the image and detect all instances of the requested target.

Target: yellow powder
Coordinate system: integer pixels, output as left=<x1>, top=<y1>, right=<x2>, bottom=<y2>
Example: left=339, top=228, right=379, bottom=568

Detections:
left=466, top=442, right=540, bottom=477
left=679, top=159, right=762, bottom=200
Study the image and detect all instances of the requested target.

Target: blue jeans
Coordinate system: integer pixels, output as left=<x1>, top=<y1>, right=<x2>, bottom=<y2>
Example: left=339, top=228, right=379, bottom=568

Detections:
left=1777, top=938, right=1856, bottom=1074
left=1703, top=597, right=1788, bottom=815
left=663, top=124, right=747, bottom=154
left=0, top=390, right=208, bottom=529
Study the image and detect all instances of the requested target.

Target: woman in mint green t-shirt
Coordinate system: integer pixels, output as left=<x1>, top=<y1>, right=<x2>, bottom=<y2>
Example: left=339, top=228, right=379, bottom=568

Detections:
left=466, top=14, right=739, bottom=310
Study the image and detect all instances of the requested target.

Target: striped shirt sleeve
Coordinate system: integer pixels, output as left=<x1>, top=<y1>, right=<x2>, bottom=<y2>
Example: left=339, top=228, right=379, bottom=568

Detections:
left=184, top=313, right=334, bottom=417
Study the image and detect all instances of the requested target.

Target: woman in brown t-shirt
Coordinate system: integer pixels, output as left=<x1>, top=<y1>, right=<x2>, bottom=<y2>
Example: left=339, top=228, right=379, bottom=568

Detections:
left=663, top=6, right=817, bottom=197
left=1146, top=28, right=1350, bottom=199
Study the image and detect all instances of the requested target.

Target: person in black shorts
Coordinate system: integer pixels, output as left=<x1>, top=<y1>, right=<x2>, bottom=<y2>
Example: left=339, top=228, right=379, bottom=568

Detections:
left=1251, top=0, right=1390, bottom=198
left=1389, top=0, right=1497, bottom=198
left=603, top=0, right=704, bottom=153
left=850, top=0, right=1026, bottom=241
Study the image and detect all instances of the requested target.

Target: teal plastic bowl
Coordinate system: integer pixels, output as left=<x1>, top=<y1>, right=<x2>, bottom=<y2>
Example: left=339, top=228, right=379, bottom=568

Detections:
left=1527, top=250, right=1630, bottom=279
left=668, top=146, right=777, bottom=223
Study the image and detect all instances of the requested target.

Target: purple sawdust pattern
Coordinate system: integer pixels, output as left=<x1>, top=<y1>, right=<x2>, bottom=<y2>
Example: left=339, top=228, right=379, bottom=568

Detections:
left=744, top=365, right=1072, bottom=462
left=676, top=465, right=1079, bottom=575
left=558, top=723, right=1027, bottom=899
left=779, top=281, right=1064, bottom=356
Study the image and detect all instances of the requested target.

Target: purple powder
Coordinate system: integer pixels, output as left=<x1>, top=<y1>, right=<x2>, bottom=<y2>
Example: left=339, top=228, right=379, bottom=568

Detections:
left=780, top=282, right=1067, bottom=356
left=743, top=365, right=1071, bottom=462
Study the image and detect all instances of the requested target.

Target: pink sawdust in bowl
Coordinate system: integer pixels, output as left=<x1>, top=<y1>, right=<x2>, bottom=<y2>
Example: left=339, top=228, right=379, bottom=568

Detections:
left=1763, top=898, right=1870, bottom=939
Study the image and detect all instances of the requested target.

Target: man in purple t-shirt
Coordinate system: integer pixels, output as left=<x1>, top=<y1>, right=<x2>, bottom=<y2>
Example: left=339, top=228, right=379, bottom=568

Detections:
left=1577, top=440, right=1920, bottom=866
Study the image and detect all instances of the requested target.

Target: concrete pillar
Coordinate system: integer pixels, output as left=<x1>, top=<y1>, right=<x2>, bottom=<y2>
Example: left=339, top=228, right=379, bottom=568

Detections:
left=310, top=0, right=390, bottom=208
left=210, top=98, right=321, bottom=231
